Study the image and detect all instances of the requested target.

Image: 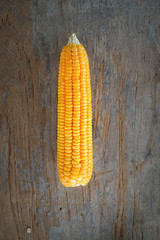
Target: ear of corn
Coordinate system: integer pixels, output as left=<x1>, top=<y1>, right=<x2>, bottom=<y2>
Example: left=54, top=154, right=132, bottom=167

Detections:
left=57, top=33, right=93, bottom=187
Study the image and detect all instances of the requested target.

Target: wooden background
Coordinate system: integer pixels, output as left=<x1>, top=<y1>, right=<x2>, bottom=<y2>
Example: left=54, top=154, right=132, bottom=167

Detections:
left=0, top=0, right=160, bottom=239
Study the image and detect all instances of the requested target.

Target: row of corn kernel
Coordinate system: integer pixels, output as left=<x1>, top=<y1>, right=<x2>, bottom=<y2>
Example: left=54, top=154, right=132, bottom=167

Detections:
left=85, top=53, right=93, bottom=181
left=77, top=45, right=89, bottom=185
left=71, top=44, right=81, bottom=185
left=79, top=46, right=93, bottom=185
left=63, top=44, right=73, bottom=184
left=57, top=47, right=66, bottom=180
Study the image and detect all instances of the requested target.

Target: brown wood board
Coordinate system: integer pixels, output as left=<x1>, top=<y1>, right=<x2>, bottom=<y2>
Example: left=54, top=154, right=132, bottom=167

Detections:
left=0, top=0, right=160, bottom=239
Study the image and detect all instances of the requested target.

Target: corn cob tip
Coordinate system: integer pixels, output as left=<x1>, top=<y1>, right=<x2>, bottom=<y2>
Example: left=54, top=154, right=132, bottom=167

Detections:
left=67, top=33, right=80, bottom=45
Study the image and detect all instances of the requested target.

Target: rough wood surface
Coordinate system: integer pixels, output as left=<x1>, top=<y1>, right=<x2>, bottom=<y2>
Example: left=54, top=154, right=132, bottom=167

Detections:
left=0, top=0, right=160, bottom=239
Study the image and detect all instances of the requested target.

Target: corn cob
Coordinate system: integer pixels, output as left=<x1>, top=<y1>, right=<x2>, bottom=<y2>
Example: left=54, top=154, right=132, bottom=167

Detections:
left=57, top=33, right=93, bottom=187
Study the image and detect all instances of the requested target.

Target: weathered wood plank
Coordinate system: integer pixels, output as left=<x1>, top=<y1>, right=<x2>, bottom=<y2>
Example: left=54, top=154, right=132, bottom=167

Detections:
left=0, top=0, right=160, bottom=239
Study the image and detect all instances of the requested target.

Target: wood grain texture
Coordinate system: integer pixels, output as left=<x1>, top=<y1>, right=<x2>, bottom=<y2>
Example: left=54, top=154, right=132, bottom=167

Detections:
left=0, top=0, right=160, bottom=239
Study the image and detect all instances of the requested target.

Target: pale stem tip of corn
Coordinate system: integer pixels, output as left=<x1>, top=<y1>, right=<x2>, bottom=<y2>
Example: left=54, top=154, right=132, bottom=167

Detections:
left=67, top=33, right=80, bottom=45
